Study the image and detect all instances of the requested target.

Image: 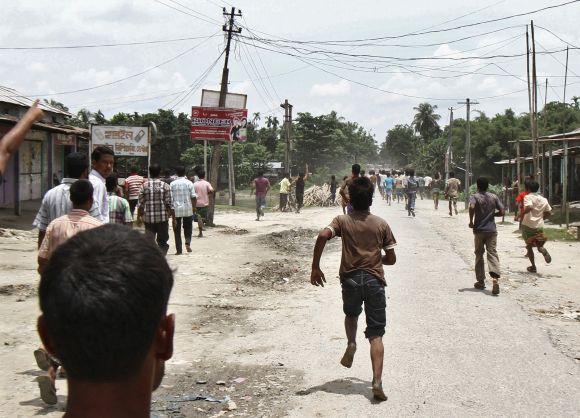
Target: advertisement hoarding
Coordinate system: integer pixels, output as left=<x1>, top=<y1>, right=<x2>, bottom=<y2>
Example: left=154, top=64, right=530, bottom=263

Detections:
left=201, top=89, right=247, bottom=110
left=190, top=107, right=248, bottom=142
left=90, top=126, right=149, bottom=156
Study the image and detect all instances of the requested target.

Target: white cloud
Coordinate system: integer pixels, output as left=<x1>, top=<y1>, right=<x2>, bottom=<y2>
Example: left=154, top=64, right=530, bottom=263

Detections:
left=310, top=80, right=351, bottom=97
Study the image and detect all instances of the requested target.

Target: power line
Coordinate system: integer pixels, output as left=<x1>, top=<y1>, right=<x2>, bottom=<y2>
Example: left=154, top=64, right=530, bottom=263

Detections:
left=152, top=0, right=220, bottom=25
left=16, top=32, right=219, bottom=97
left=0, top=34, right=218, bottom=50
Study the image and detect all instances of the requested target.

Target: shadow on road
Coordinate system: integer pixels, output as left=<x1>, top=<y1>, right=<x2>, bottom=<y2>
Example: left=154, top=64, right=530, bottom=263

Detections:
left=458, top=287, right=494, bottom=296
left=296, top=377, right=383, bottom=403
left=19, top=396, right=66, bottom=416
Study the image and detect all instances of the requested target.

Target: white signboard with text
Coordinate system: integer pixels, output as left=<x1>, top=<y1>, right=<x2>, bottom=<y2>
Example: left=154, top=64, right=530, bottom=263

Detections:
left=91, top=125, right=149, bottom=156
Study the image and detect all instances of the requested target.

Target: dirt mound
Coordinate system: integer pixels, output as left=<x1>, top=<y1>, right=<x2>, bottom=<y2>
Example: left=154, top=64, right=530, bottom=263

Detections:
left=218, top=226, right=250, bottom=235
left=243, top=259, right=308, bottom=291
left=0, top=284, right=37, bottom=299
left=261, top=228, right=318, bottom=254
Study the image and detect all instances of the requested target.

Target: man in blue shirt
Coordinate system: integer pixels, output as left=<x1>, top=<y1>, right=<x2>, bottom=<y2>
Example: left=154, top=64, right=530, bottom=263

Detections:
left=469, top=177, right=505, bottom=295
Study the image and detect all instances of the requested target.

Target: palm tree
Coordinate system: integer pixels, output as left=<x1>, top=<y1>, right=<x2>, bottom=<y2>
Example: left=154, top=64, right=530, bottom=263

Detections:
left=265, top=116, right=279, bottom=130
left=252, top=112, right=261, bottom=127
left=412, top=102, right=441, bottom=141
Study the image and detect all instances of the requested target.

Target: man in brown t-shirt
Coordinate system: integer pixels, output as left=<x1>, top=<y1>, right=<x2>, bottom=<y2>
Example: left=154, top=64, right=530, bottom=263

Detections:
left=311, top=176, right=397, bottom=402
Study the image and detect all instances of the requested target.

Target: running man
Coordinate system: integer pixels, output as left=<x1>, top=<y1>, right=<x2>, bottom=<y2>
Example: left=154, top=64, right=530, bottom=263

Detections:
left=469, top=177, right=504, bottom=295
left=521, top=180, right=552, bottom=273
left=330, top=175, right=338, bottom=205
left=310, top=177, right=396, bottom=402
left=405, top=169, right=419, bottom=217
left=339, top=164, right=361, bottom=214
left=295, top=173, right=306, bottom=213
left=431, top=173, right=443, bottom=210
left=279, top=173, right=291, bottom=212
left=252, top=171, right=270, bottom=221
left=383, top=172, right=394, bottom=206
left=125, top=166, right=144, bottom=216
left=193, top=170, right=214, bottom=237
left=394, top=172, right=404, bottom=204
left=445, top=171, right=461, bottom=216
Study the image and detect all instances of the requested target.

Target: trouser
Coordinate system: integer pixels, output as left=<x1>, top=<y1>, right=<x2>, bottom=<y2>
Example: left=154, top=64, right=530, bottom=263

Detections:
left=280, top=193, right=288, bottom=211
left=129, top=199, right=138, bottom=216
left=296, top=192, right=304, bottom=211
left=145, top=221, right=169, bottom=255
left=474, top=232, right=500, bottom=282
left=407, top=192, right=416, bottom=211
left=256, top=195, right=266, bottom=217
left=173, top=216, right=193, bottom=253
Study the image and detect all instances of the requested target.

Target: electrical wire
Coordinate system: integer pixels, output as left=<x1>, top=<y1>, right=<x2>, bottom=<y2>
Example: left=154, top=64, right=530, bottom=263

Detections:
left=152, top=0, right=220, bottom=25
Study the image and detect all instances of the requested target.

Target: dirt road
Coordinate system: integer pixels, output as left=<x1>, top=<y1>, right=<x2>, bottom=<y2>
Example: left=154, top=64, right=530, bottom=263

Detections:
left=0, top=196, right=579, bottom=417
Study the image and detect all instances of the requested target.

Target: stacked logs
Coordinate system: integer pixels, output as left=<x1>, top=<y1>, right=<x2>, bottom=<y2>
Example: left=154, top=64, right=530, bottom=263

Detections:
left=303, top=184, right=340, bottom=207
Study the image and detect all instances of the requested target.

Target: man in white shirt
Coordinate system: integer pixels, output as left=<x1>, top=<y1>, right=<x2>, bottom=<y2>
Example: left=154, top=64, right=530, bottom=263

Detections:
left=521, top=180, right=552, bottom=273
left=170, top=166, right=197, bottom=254
left=33, top=152, right=100, bottom=247
left=89, top=146, right=115, bottom=223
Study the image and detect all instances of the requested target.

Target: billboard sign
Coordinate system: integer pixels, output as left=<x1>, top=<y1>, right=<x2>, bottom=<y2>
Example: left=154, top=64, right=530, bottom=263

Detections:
left=201, top=89, right=247, bottom=110
left=90, top=126, right=149, bottom=156
left=191, top=107, right=248, bottom=142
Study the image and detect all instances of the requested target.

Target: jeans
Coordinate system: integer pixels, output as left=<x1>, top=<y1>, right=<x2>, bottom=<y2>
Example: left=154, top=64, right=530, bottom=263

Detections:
left=145, top=221, right=169, bottom=255
left=174, top=216, right=193, bottom=254
left=407, top=192, right=416, bottom=211
left=128, top=199, right=138, bottom=216
left=256, top=195, right=266, bottom=217
left=341, top=270, right=386, bottom=338
left=474, top=232, right=500, bottom=282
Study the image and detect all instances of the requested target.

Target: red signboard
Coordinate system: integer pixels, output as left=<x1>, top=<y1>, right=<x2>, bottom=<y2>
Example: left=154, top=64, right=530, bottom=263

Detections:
left=190, top=107, right=248, bottom=142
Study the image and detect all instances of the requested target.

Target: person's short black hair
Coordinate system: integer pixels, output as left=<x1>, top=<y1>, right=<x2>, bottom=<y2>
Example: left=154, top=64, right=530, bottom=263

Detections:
left=331, top=175, right=336, bottom=180
left=39, top=224, right=174, bottom=382
left=449, top=171, right=455, bottom=178
left=175, top=166, right=186, bottom=177
left=198, top=170, right=206, bottom=179
left=476, top=177, right=489, bottom=191
left=91, top=146, right=114, bottom=162
left=529, top=180, right=540, bottom=193
left=298, top=172, right=304, bottom=178
left=149, top=164, right=161, bottom=178
left=408, top=169, right=415, bottom=176
left=130, top=166, right=139, bottom=174
left=387, top=172, right=391, bottom=177
left=348, top=177, right=374, bottom=211
left=66, top=152, right=88, bottom=179
left=106, top=175, right=118, bottom=193
left=352, top=164, right=361, bottom=175
left=257, top=170, right=264, bottom=177
left=70, top=179, right=93, bottom=206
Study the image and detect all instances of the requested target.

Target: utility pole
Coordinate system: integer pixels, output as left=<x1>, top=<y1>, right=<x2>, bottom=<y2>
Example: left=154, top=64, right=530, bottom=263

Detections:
left=280, top=99, right=293, bottom=175
left=208, top=7, right=242, bottom=221
left=531, top=20, right=539, bottom=180
left=525, top=25, right=533, bottom=193
left=445, top=107, right=454, bottom=182
left=457, top=98, right=478, bottom=209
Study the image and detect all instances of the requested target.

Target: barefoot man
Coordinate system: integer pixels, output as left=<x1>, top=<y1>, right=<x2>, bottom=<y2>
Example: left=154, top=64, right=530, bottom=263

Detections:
left=310, top=177, right=397, bottom=401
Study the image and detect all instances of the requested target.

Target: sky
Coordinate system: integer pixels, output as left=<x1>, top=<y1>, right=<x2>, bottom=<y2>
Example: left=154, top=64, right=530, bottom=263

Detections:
left=1, top=0, right=579, bottom=141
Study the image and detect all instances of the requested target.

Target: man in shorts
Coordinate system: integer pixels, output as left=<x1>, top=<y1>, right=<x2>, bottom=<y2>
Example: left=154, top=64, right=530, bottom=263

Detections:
left=383, top=172, right=394, bottom=206
left=193, top=170, right=214, bottom=237
left=445, top=171, right=461, bottom=216
left=252, top=170, right=270, bottom=221
left=521, top=180, right=552, bottom=273
left=310, top=177, right=397, bottom=402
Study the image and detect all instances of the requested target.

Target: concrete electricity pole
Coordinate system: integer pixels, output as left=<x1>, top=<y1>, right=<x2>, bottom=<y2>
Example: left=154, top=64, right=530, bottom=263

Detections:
left=208, top=7, right=241, bottom=221
left=445, top=107, right=454, bottom=182
left=458, top=98, right=478, bottom=209
left=280, top=99, right=293, bottom=175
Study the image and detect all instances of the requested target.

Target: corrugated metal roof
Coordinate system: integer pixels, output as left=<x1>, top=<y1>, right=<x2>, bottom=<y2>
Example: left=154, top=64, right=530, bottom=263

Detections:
left=0, top=115, right=88, bottom=137
left=0, top=86, right=71, bottom=116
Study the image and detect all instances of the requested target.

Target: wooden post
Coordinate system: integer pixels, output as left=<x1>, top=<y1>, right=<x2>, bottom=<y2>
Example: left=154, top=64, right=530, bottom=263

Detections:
left=516, top=140, right=522, bottom=192
left=548, top=147, right=553, bottom=205
left=563, top=140, right=569, bottom=227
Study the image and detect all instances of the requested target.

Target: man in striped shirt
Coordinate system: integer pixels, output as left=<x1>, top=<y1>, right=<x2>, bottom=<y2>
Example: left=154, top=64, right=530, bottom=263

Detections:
left=170, top=166, right=197, bottom=255
left=89, top=146, right=115, bottom=223
left=125, top=166, right=144, bottom=215
left=106, top=175, right=133, bottom=226
left=138, top=164, right=174, bottom=255
left=33, top=152, right=100, bottom=248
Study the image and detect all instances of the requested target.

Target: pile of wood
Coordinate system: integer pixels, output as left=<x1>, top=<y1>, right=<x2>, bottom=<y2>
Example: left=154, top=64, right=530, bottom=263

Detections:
left=304, top=184, right=339, bottom=207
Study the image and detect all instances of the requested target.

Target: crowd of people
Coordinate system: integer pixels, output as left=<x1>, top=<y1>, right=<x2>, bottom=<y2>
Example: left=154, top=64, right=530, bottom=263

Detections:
left=0, top=105, right=558, bottom=411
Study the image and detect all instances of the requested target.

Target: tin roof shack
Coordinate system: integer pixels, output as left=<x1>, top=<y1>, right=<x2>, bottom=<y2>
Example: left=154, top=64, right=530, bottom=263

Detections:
left=0, top=86, right=89, bottom=216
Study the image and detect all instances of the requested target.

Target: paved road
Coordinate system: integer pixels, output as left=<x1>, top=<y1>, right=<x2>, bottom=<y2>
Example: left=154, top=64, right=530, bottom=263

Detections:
left=277, top=198, right=580, bottom=417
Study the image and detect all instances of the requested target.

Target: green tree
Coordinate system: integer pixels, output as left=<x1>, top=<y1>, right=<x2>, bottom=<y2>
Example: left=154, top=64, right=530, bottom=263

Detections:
left=412, top=102, right=441, bottom=141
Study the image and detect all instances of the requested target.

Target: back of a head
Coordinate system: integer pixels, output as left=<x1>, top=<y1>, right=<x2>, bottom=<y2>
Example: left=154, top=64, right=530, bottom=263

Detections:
left=449, top=171, right=455, bottom=178
left=91, top=146, right=114, bottom=163
left=149, top=164, right=161, bottom=178
left=198, top=170, right=206, bottom=180
left=39, top=224, right=174, bottom=382
left=476, top=177, right=489, bottom=192
left=352, top=164, right=361, bottom=176
left=66, top=152, right=88, bottom=179
left=105, top=175, right=118, bottom=193
left=387, top=172, right=391, bottom=177
left=175, top=166, right=186, bottom=177
left=70, top=180, right=94, bottom=206
left=348, top=177, right=374, bottom=211
left=257, top=170, right=264, bottom=178
left=130, top=166, right=139, bottom=175
left=298, top=172, right=304, bottom=179
left=529, top=180, right=540, bottom=193
left=331, top=175, right=335, bottom=180
left=408, top=169, right=415, bottom=177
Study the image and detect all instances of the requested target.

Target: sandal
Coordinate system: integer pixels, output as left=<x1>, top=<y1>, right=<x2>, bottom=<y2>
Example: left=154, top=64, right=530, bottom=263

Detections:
left=37, top=375, right=57, bottom=405
left=527, top=266, right=537, bottom=273
left=539, top=247, right=552, bottom=264
left=34, top=349, right=50, bottom=371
